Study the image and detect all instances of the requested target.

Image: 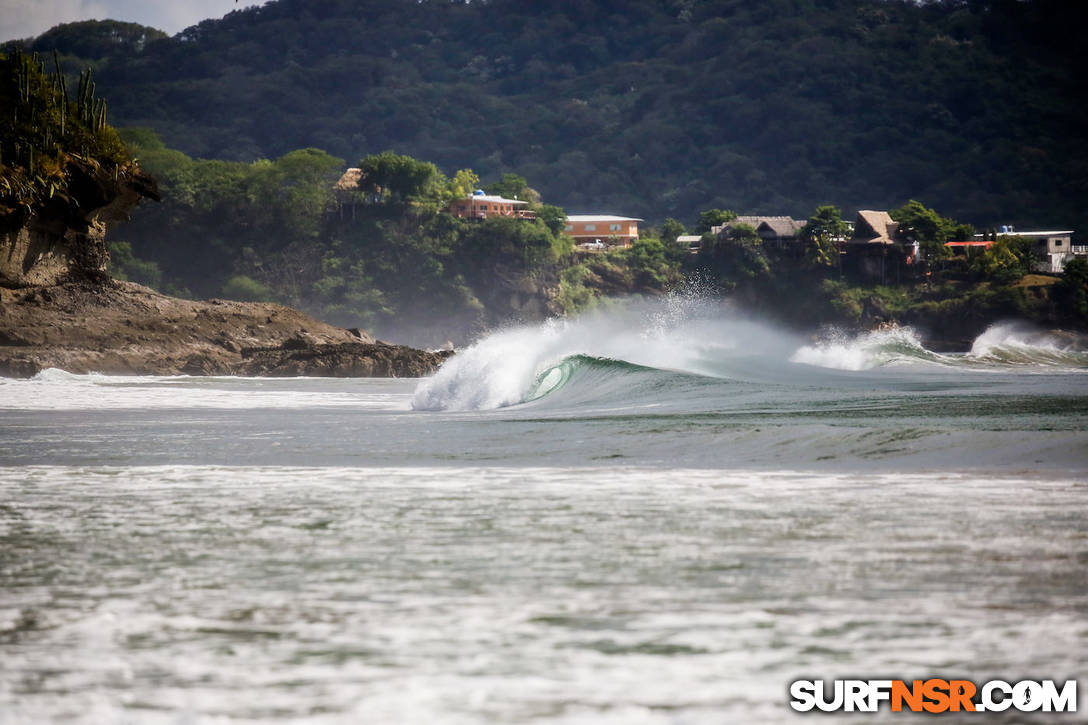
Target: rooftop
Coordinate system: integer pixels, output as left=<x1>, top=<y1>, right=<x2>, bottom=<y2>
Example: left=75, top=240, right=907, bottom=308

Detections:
left=566, top=215, right=644, bottom=222
left=974, top=231, right=1074, bottom=238
left=713, top=216, right=804, bottom=237
left=459, top=193, right=528, bottom=205
left=850, top=210, right=899, bottom=245
left=334, top=167, right=362, bottom=190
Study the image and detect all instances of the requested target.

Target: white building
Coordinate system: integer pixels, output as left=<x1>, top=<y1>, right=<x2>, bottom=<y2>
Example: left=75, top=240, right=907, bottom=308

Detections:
left=978, top=228, right=1082, bottom=273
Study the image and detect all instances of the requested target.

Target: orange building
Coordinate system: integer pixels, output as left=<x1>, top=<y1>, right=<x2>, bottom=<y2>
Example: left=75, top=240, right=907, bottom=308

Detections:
left=563, top=215, right=643, bottom=248
left=448, top=190, right=535, bottom=220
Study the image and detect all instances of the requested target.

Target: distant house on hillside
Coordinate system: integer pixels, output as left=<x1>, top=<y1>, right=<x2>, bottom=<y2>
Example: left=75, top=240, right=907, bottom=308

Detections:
left=849, top=210, right=901, bottom=246
left=335, top=167, right=363, bottom=193
left=675, top=234, right=703, bottom=253
left=448, top=189, right=535, bottom=220
left=846, top=210, right=917, bottom=281
left=713, top=216, right=806, bottom=252
left=563, top=215, right=642, bottom=248
left=334, top=167, right=364, bottom=218
left=990, top=228, right=1079, bottom=274
left=951, top=227, right=1082, bottom=273
left=1022, top=230, right=1080, bottom=273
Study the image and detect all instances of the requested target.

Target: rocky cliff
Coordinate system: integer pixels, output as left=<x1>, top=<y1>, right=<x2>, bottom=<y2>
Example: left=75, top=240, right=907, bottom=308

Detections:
left=1, top=160, right=159, bottom=287
left=0, top=163, right=449, bottom=379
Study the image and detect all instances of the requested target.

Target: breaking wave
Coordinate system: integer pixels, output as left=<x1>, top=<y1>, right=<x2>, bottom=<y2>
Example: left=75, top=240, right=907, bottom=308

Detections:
left=789, top=325, right=943, bottom=370
left=410, top=293, right=797, bottom=411
left=411, top=297, right=1088, bottom=412
left=791, top=322, right=1088, bottom=371
left=967, top=322, right=1088, bottom=366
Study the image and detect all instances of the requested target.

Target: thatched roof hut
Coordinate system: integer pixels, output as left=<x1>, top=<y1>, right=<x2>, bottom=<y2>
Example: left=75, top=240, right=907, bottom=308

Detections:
left=715, top=216, right=805, bottom=243
left=334, top=167, right=363, bottom=191
left=850, top=210, right=900, bottom=245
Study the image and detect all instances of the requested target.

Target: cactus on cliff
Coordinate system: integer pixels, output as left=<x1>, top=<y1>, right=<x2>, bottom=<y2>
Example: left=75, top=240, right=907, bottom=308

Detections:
left=1, top=48, right=132, bottom=224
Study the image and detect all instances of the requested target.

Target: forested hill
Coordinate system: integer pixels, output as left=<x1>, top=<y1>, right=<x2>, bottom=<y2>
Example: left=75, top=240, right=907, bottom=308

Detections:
left=10, top=0, right=1088, bottom=230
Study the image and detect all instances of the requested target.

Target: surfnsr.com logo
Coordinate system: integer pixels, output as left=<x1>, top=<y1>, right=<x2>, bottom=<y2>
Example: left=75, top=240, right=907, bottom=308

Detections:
left=789, top=679, right=1077, bottom=714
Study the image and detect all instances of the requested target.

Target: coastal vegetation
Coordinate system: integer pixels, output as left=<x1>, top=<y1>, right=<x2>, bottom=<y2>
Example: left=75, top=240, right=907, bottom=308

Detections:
left=6, top=1, right=1088, bottom=234
left=104, top=132, right=1086, bottom=345
left=3, top=3, right=1086, bottom=348
left=0, top=48, right=132, bottom=229
left=114, top=131, right=577, bottom=342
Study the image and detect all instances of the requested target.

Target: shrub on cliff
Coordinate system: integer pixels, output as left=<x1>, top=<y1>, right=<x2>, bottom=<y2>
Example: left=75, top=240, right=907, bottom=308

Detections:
left=0, top=49, right=132, bottom=227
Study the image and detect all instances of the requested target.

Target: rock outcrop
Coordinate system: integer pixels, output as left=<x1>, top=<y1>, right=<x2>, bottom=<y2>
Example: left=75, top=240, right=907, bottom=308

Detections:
left=1, top=161, right=159, bottom=288
left=1, top=154, right=448, bottom=380
left=237, top=341, right=451, bottom=377
left=0, top=279, right=449, bottom=378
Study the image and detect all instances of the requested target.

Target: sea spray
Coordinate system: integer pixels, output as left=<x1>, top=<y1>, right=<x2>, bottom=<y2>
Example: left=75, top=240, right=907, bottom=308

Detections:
left=413, top=301, right=1088, bottom=411
left=968, top=322, right=1088, bottom=366
left=789, top=325, right=943, bottom=371
left=789, top=321, right=1088, bottom=371
left=411, top=293, right=801, bottom=411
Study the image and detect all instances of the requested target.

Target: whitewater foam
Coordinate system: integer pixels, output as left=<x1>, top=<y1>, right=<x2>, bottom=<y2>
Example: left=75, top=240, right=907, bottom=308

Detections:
left=789, top=325, right=943, bottom=371
left=967, top=321, right=1088, bottom=367
left=0, top=370, right=410, bottom=411
left=411, top=296, right=800, bottom=411
left=414, top=302, right=1088, bottom=411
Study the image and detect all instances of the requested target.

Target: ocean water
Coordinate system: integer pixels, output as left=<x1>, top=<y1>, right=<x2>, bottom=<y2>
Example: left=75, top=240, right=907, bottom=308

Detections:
left=1, top=299, right=1087, bottom=723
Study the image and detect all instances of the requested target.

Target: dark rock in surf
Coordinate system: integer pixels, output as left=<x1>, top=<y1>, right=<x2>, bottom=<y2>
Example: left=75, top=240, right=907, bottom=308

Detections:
left=236, top=341, right=453, bottom=377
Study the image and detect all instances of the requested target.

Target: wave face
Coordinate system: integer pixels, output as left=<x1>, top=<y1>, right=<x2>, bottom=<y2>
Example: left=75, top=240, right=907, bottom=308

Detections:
left=411, top=294, right=800, bottom=411
left=413, top=291, right=1088, bottom=412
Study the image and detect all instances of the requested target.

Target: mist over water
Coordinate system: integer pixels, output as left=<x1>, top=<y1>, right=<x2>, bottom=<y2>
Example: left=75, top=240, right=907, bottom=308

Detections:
left=2, top=296, right=1087, bottom=723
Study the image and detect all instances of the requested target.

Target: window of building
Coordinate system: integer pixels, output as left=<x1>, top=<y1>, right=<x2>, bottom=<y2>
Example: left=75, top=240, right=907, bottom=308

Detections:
left=1054, top=239, right=1064, bottom=247
left=564, top=224, right=573, bottom=232
left=584, top=224, right=597, bottom=232
left=609, top=223, right=622, bottom=232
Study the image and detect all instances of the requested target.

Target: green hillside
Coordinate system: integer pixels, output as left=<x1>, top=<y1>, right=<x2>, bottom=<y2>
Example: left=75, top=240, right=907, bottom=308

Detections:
left=9, top=0, right=1088, bottom=231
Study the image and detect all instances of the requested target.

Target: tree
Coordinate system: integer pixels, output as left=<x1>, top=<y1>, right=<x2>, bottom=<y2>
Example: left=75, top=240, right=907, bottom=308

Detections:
left=624, top=237, right=679, bottom=290
left=890, top=200, right=966, bottom=261
left=982, top=235, right=1036, bottom=284
left=272, top=148, right=344, bottom=241
left=700, top=222, right=769, bottom=285
left=460, top=216, right=563, bottom=268
left=801, top=205, right=849, bottom=268
left=449, top=168, right=480, bottom=199
left=695, top=208, right=737, bottom=234
left=483, top=173, right=541, bottom=204
left=356, top=151, right=444, bottom=204
left=536, top=204, right=567, bottom=236
left=26, top=20, right=167, bottom=59
left=1057, top=257, right=1088, bottom=320
left=660, top=217, right=685, bottom=244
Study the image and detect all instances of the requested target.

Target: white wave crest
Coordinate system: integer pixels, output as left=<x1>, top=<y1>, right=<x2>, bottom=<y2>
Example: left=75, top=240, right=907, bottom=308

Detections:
left=411, top=294, right=799, bottom=411
left=789, top=325, right=934, bottom=371
left=968, top=322, right=1076, bottom=363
